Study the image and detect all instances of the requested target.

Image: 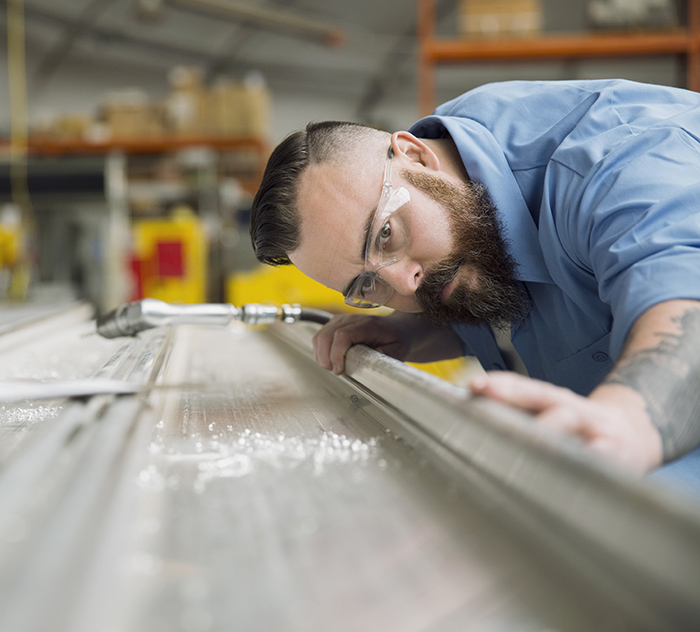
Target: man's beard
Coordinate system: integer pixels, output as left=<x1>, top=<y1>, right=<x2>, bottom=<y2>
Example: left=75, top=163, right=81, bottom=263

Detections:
left=402, top=170, right=530, bottom=329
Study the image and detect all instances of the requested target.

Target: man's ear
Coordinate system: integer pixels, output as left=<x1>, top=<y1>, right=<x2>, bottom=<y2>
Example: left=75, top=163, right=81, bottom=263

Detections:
left=390, top=131, right=440, bottom=172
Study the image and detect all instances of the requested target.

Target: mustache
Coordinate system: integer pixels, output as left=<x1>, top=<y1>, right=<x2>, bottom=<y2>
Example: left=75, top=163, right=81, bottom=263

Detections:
left=416, top=255, right=462, bottom=308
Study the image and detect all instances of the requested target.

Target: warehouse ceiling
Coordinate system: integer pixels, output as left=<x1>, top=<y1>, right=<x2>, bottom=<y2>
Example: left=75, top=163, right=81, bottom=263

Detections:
left=1, top=1, right=681, bottom=133
left=0, top=0, right=458, bottom=123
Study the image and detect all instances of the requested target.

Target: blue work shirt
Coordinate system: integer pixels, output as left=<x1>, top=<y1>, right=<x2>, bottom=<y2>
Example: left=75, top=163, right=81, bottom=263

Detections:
left=410, top=79, right=700, bottom=396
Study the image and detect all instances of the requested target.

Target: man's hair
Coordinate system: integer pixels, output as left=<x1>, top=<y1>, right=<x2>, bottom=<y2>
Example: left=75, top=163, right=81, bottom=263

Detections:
left=250, top=120, right=388, bottom=266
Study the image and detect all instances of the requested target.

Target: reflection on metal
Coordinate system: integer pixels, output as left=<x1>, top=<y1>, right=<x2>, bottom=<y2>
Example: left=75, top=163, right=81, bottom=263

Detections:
left=0, top=306, right=699, bottom=631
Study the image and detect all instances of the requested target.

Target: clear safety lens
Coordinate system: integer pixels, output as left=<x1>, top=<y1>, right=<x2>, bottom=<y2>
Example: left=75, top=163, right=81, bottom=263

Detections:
left=366, top=186, right=410, bottom=267
left=344, top=272, right=394, bottom=308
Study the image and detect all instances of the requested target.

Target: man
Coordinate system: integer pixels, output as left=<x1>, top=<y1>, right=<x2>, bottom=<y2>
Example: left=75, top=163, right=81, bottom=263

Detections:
left=250, top=79, right=700, bottom=479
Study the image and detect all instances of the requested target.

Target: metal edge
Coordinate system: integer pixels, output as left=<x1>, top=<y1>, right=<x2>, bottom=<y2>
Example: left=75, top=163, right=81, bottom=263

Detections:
left=0, top=327, right=174, bottom=632
left=269, top=321, right=700, bottom=628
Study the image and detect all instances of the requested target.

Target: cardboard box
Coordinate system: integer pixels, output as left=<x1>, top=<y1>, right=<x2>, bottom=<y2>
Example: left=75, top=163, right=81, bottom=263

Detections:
left=41, top=67, right=271, bottom=143
left=36, top=114, right=94, bottom=141
left=459, top=0, right=543, bottom=37
left=100, top=90, right=166, bottom=139
left=208, top=82, right=270, bottom=137
left=102, top=105, right=165, bottom=139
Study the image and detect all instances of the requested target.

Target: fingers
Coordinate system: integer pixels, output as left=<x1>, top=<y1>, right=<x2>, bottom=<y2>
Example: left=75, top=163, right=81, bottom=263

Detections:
left=535, top=405, right=580, bottom=435
left=312, top=314, right=391, bottom=375
left=469, top=371, right=574, bottom=414
left=312, top=315, right=352, bottom=373
left=468, top=371, right=660, bottom=473
left=326, top=324, right=359, bottom=374
left=470, top=371, right=605, bottom=440
left=470, top=372, right=597, bottom=440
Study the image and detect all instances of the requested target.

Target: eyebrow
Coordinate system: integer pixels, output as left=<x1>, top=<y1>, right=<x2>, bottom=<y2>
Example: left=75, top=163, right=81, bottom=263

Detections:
left=342, top=203, right=378, bottom=297
left=360, top=203, right=378, bottom=260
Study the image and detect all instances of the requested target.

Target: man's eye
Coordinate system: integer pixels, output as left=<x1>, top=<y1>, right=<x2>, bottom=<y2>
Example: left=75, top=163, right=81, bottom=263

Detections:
left=359, top=276, right=374, bottom=296
left=378, top=221, right=391, bottom=247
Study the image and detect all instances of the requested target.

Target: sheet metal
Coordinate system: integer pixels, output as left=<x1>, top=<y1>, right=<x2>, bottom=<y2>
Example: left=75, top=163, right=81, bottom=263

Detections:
left=0, top=308, right=698, bottom=632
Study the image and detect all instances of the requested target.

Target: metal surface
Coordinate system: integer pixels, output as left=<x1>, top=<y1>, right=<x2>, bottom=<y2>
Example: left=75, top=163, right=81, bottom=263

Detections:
left=0, top=308, right=699, bottom=631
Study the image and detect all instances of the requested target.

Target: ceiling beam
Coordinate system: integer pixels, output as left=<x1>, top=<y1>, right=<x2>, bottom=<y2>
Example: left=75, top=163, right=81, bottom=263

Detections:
left=0, top=0, right=215, bottom=64
left=168, top=0, right=344, bottom=47
left=0, top=0, right=368, bottom=97
left=32, top=0, right=117, bottom=95
left=0, top=0, right=349, bottom=90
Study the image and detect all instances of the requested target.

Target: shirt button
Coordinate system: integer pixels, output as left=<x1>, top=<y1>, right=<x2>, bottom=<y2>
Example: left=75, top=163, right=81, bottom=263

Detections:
left=592, top=351, right=609, bottom=363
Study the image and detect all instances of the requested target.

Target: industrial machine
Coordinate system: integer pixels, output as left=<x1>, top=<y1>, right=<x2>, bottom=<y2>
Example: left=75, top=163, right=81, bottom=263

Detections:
left=0, top=299, right=699, bottom=631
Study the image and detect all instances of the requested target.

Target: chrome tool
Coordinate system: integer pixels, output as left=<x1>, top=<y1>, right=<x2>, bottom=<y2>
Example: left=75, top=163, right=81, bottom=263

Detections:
left=96, top=298, right=331, bottom=338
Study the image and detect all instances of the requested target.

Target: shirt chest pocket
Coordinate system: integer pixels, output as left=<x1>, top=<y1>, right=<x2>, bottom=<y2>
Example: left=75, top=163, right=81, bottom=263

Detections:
left=549, top=332, right=613, bottom=396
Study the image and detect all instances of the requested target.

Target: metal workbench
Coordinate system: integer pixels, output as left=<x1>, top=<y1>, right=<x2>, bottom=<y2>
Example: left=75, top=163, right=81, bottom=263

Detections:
left=0, top=303, right=699, bottom=632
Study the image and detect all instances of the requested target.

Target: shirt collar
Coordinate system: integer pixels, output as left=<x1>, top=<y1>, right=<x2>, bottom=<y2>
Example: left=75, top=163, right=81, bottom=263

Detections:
left=409, top=115, right=552, bottom=284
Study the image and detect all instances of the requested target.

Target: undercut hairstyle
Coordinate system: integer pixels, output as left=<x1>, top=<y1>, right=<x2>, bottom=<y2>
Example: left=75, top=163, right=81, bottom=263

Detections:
left=250, top=120, right=388, bottom=266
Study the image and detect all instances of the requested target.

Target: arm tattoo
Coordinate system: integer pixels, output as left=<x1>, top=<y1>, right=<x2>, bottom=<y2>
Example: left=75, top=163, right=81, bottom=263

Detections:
left=603, top=308, right=700, bottom=462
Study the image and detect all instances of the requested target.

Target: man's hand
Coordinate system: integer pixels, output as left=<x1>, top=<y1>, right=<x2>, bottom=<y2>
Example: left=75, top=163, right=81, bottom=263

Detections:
left=470, top=300, right=700, bottom=473
left=469, top=371, right=663, bottom=473
left=312, top=314, right=412, bottom=374
left=312, top=312, right=464, bottom=374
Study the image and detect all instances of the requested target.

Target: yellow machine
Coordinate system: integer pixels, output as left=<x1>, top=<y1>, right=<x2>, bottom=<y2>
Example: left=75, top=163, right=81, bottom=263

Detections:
left=227, top=263, right=352, bottom=314
left=131, top=206, right=206, bottom=304
left=0, top=225, right=20, bottom=269
left=0, top=219, right=30, bottom=301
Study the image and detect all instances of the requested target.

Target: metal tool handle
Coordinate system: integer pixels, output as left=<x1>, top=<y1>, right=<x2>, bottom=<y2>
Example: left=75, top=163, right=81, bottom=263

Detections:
left=96, top=299, right=331, bottom=338
left=97, top=299, right=239, bottom=338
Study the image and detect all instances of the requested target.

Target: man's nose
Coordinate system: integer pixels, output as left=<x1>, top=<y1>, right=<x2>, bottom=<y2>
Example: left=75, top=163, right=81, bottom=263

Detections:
left=380, top=258, right=423, bottom=296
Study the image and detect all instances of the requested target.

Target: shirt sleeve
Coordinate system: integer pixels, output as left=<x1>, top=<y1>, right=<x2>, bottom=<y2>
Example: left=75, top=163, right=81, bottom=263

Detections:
left=559, top=125, right=700, bottom=359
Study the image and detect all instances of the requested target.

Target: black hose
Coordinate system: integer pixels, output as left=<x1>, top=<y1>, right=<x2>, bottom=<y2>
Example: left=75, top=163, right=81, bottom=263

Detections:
left=298, top=308, right=333, bottom=325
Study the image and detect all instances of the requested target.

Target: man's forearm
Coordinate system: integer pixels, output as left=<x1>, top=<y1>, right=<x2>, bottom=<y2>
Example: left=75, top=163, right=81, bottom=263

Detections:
left=600, top=300, right=700, bottom=462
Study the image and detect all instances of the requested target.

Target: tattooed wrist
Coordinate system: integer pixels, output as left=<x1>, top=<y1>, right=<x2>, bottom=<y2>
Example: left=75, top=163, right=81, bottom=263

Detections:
left=603, top=307, right=700, bottom=461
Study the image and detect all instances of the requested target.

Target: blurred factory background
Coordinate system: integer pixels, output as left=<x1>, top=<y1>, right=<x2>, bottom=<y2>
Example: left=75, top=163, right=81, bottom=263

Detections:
left=3, top=4, right=700, bottom=631
left=0, top=0, right=693, bottom=316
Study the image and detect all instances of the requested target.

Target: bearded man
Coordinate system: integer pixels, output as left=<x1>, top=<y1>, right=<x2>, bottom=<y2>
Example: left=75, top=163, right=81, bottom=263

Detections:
left=249, top=79, right=700, bottom=483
